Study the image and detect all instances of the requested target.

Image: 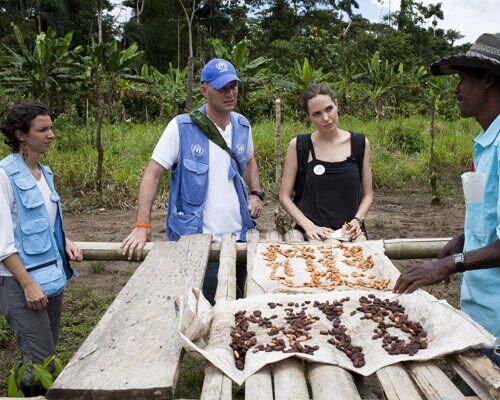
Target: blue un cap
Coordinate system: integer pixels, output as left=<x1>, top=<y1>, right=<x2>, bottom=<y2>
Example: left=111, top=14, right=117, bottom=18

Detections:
left=200, top=58, right=240, bottom=89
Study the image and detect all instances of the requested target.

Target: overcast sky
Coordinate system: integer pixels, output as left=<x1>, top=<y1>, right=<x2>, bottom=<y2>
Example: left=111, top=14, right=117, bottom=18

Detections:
left=361, top=0, right=500, bottom=45
left=112, top=0, right=498, bottom=46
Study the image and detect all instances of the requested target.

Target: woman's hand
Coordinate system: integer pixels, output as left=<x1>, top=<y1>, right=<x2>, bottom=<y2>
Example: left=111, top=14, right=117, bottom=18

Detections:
left=65, top=239, right=83, bottom=261
left=343, top=219, right=363, bottom=240
left=22, top=280, right=48, bottom=311
left=303, top=223, right=333, bottom=241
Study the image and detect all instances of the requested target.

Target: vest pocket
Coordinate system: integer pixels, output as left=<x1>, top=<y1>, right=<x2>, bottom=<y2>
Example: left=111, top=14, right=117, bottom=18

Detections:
left=181, top=158, right=209, bottom=205
left=28, top=262, right=66, bottom=297
left=20, top=218, right=52, bottom=255
left=13, top=176, right=44, bottom=208
left=168, top=206, right=202, bottom=237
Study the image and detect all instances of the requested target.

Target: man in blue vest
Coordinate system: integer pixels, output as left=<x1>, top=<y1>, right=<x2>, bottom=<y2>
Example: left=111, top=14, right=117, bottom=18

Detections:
left=394, top=33, right=500, bottom=365
left=121, top=58, right=264, bottom=304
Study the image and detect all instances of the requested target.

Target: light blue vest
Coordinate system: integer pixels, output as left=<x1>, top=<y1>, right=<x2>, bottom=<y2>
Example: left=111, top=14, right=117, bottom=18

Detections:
left=166, top=105, right=256, bottom=241
left=0, top=153, right=75, bottom=297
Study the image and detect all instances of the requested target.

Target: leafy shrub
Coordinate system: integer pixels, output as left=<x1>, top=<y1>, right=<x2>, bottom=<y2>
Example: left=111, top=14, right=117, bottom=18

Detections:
left=385, top=120, right=426, bottom=155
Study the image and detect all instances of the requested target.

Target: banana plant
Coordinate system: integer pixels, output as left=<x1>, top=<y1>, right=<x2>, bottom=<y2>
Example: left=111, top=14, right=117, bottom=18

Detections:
left=210, top=38, right=272, bottom=117
left=0, top=24, right=84, bottom=112
left=289, top=58, right=324, bottom=92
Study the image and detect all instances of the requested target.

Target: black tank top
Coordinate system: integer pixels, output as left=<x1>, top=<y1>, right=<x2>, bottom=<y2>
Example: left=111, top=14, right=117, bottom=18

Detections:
left=297, top=133, right=362, bottom=231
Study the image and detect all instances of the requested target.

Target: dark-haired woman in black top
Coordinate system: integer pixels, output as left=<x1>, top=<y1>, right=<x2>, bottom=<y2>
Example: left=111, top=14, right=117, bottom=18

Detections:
left=279, top=84, right=373, bottom=241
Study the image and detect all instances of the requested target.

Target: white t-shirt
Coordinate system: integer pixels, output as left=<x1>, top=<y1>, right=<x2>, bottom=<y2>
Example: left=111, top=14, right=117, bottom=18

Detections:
left=0, top=168, right=57, bottom=276
left=152, top=117, right=254, bottom=242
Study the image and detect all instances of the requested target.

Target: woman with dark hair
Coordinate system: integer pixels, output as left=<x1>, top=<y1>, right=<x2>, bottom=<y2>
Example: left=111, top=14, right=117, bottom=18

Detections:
left=279, top=84, right=373, bottom=240
left=0, top=102, right=82, bottom=395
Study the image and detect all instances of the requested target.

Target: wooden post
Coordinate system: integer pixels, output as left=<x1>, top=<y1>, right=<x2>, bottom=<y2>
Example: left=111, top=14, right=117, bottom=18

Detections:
left=200, top=233, right=237, bottom=400
left=275, top=98, right=282, bottom=197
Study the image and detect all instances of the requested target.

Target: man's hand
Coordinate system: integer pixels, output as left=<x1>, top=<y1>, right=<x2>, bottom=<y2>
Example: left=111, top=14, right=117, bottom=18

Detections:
left=393, top=258, right=456, bottom=294
left=65, top=239, right=83, bottom=261
left=22, top=281, right=48, bottom=311
left=120, top=227, right=151, bottom=261
left=437, top=233, right=465, bottom=259
left=248, top=195, right=263, bottom=218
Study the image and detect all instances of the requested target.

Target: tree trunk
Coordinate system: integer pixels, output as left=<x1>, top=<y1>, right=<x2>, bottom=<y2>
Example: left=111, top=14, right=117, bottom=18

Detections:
left=429, top=95, right=440, bottom=204
left=274, top=98, right=282, bottom=197
left=186, top=55, right=194, bottom=112
left=96, top=94, right=105, bottom=196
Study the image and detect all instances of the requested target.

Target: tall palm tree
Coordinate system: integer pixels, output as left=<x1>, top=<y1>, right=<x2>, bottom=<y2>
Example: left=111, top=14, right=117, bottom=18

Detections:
left=423, top=2, right=444, bottom=36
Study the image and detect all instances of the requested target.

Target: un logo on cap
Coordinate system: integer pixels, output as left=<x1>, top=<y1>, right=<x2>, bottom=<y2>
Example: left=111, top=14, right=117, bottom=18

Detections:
left=216, top=61, right=229, bottom=73
left=191, top=144, right=204, bottom=156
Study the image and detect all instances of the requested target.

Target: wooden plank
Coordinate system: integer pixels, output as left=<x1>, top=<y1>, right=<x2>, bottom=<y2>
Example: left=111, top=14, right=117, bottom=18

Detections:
left=446, top=357, right=495, bottom=400
left=244, top=230, right=274, bottom=400
left=454, top=351, right=500, bottom=400
left=307, top=363, right=361, bottom=400
left=48, top=234, right=212, bottom=400
left=201, top=233, right=237, bottom=400
left=407, top=361, right=466, bottom=400
left=376, top=364, right=422, bottom=400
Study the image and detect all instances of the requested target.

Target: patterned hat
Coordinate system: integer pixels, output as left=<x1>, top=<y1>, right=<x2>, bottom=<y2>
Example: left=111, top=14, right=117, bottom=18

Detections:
left=430, top=33, right=500, bottom=76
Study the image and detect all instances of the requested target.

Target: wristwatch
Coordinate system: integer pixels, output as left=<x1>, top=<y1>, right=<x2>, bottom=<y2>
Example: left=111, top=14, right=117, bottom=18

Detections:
left=250, top=191, right=265, bottom=201
left=452, top=253, right=465, bottom=272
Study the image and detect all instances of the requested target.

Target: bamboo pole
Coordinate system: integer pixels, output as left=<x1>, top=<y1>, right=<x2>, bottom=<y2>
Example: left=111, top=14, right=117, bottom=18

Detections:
left=200, top=233, right=237, bottom=400
left=244, top=230, right=273, bottom=400
left=75, top=237, right=452, bottom=262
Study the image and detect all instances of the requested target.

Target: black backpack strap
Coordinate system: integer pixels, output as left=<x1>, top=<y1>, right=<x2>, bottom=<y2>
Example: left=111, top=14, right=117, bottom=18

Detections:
left=293, top=133, right=311, bottom=204
left=350, top=131, right=366, bottom=180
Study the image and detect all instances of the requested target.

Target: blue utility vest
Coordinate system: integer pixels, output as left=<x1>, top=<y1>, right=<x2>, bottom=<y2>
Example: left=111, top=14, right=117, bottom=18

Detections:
left=167, top=105, right=256, bottom=242
left=0, top=153, right=76, bottom=297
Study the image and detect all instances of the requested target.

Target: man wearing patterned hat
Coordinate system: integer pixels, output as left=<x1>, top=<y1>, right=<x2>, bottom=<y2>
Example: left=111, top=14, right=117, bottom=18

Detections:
left=394, top=33, right=500, bottom=362
left=121, top=59, right=264, bottom=304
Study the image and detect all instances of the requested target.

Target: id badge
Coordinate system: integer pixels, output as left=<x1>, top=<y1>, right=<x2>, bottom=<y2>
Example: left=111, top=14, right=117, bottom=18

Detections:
left=461, top=171, right=486, bottom=204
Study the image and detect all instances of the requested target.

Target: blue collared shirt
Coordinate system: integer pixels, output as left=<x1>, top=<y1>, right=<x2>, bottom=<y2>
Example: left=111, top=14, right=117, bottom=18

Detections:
left=462, top=114, right=500, bottom=338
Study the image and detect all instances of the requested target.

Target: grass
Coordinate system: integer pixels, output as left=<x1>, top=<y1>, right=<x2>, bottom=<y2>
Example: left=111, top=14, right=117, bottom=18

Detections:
left=0, top=115, right=478, bottom=209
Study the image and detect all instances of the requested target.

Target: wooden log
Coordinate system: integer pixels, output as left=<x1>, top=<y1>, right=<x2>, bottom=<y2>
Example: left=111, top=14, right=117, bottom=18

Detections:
left=76, top=237, right=453, bottom=262
left=244, top=230, right=274, bottom=400
left=383, top=238, right=450, bottom=259
left=201, top=233, right=237, bottom=400
left=76, top=241, right=247, bottom=263
left=201, top=364, right=232, bottom=400
left=376, top=364, right=422, bottom=400
left=48, top=234, right=212, bottom=400
left=407, top=361, right=466, bottom=400
left=446, top=357, right=495, bottom=400
left=453, top=351, right=500, bottom=400
left=307, top=363, right=361, bottom=400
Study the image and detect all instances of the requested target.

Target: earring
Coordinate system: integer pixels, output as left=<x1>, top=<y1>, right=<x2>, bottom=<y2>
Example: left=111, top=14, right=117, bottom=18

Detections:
left=20, top=142, right=28, bottom=160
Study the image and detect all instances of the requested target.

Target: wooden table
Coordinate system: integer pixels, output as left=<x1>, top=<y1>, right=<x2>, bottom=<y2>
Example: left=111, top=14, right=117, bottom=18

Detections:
left=34, top=231, right=499, bottom=400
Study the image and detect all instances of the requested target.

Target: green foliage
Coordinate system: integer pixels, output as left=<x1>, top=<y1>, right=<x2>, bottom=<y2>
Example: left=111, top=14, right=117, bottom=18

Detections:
left=6, top=355, right=63, bottom=397
left=90, top=261, right=106, bottom=274
left=0, top=24, right=84, bottom=112
left=0, top=318, right=13, bottom=349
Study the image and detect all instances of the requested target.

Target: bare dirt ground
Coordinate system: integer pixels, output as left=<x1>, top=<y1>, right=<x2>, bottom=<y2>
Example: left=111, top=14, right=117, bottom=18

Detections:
left=0, top=189, right=467, bottom=397
left=63, top=188, right=466, bottom=306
